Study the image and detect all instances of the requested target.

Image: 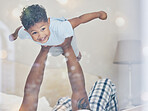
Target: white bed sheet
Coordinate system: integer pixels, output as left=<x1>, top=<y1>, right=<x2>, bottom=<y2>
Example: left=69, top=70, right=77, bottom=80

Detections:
left=0, top=92, right=53, bottom=111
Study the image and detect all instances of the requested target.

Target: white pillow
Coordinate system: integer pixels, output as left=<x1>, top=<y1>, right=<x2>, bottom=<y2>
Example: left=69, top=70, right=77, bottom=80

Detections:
left=0, top=92, right=53, bottom=111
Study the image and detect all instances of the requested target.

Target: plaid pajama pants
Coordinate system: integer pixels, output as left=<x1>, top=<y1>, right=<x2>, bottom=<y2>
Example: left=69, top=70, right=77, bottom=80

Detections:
left=52, top=78, right=118, bottom=111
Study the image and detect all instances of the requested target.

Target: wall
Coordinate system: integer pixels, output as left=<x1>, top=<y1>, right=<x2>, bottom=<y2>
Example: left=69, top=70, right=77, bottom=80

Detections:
left=116, top=0, right=141, bottom=109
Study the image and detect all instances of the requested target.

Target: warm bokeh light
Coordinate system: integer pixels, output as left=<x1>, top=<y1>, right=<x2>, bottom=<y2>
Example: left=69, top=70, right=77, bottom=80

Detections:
left=141, top=92, right=148, bottom=102
left=115, top=17, right=126, bottom=27
left=12, top=8, right=21, bottom=18
left=0, top=50, right=8, bottom=59
left=56, top=0, right=68, bottom=5
left=142, top=46, right=148, bottom=57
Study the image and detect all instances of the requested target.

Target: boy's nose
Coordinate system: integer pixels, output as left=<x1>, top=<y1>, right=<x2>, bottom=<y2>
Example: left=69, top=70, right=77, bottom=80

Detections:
left=38, top=32, right=45, bottom=38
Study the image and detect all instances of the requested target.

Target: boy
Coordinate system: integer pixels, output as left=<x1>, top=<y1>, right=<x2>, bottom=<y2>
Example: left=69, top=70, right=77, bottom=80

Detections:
left=9, top=4, right=107, bottom=60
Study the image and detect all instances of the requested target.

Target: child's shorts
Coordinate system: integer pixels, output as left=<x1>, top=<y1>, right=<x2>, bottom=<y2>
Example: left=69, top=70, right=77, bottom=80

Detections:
left=49, top=34, right=79, bottom=57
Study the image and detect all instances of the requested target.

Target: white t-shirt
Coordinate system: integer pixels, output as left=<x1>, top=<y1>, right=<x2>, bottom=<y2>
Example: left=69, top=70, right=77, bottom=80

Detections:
left=18, top=17, right=79, bottom=56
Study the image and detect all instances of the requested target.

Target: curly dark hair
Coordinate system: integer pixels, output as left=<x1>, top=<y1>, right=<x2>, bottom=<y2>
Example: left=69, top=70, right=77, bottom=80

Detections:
left=20, top=4, right=48, bottom=30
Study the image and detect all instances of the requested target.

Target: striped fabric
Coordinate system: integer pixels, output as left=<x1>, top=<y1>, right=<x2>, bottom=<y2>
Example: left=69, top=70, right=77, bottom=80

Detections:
left=52, top=78, right=118, bottom=111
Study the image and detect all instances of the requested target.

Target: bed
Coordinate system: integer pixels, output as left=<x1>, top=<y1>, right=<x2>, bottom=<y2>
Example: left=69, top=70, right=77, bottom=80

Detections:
left=1, top=60, right=99, bottom=110
left=0, top=92, right=52, bottom=111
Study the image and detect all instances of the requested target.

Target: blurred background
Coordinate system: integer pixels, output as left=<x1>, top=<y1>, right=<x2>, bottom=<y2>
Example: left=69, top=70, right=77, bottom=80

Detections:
left=0, top=0, right=147, bottom=110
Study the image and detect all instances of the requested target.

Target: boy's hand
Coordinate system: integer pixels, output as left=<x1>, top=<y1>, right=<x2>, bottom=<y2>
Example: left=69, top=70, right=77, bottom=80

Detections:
left=98, top=11, right=107, bottom=20
left=9, top=26, right=22, bottom=41
left=9, top=34, right=18, bottom=41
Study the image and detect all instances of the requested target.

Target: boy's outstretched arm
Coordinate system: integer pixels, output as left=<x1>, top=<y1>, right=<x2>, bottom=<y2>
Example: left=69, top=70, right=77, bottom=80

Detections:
left=61, top=37, right=90, bottom=111
left=19, top=46, right=50, bottom=111
left=68, top=11, right=107, bottom=29
left=9, top=26, right=22, bottom=41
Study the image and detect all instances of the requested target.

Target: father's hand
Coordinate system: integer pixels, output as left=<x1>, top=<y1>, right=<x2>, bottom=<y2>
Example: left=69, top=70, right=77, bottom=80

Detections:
left=41, top=45, right=51, bottom=52
left=57, top=37, right=73, bottom=50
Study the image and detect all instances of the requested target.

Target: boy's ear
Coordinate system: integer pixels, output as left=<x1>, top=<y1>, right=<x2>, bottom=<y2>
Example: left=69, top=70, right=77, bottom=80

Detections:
left=24, top=29, right=28, bottom=32
left=48, top=18, right=50, bottom=24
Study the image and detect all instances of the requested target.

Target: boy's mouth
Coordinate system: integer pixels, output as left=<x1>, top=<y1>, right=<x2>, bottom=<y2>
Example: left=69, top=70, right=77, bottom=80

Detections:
left=38, top=36, right=48, bottom=43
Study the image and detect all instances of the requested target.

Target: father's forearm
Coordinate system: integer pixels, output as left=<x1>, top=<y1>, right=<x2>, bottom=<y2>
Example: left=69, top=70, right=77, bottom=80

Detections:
left=63, top=46, right=90, bottom=111
left=24, top=48, right=48, bottom=94
left=19, top=47, right=49, bottom=111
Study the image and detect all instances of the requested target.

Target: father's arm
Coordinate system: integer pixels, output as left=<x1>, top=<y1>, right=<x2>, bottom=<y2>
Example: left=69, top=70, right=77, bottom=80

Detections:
left=19, top=46, right=50, bottom=111
left=62, top=37, right=90, bottom=111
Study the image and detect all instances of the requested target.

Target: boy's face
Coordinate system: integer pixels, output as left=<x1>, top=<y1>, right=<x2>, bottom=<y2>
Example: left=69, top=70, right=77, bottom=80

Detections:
left=26, top=19, right=50, bottom=44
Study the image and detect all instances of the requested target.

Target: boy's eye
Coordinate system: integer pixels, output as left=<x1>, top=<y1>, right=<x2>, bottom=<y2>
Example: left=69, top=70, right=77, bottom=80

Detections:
left=41, top=28, right=45, bottom=31
left=32, top=32, right=37, bottom=35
